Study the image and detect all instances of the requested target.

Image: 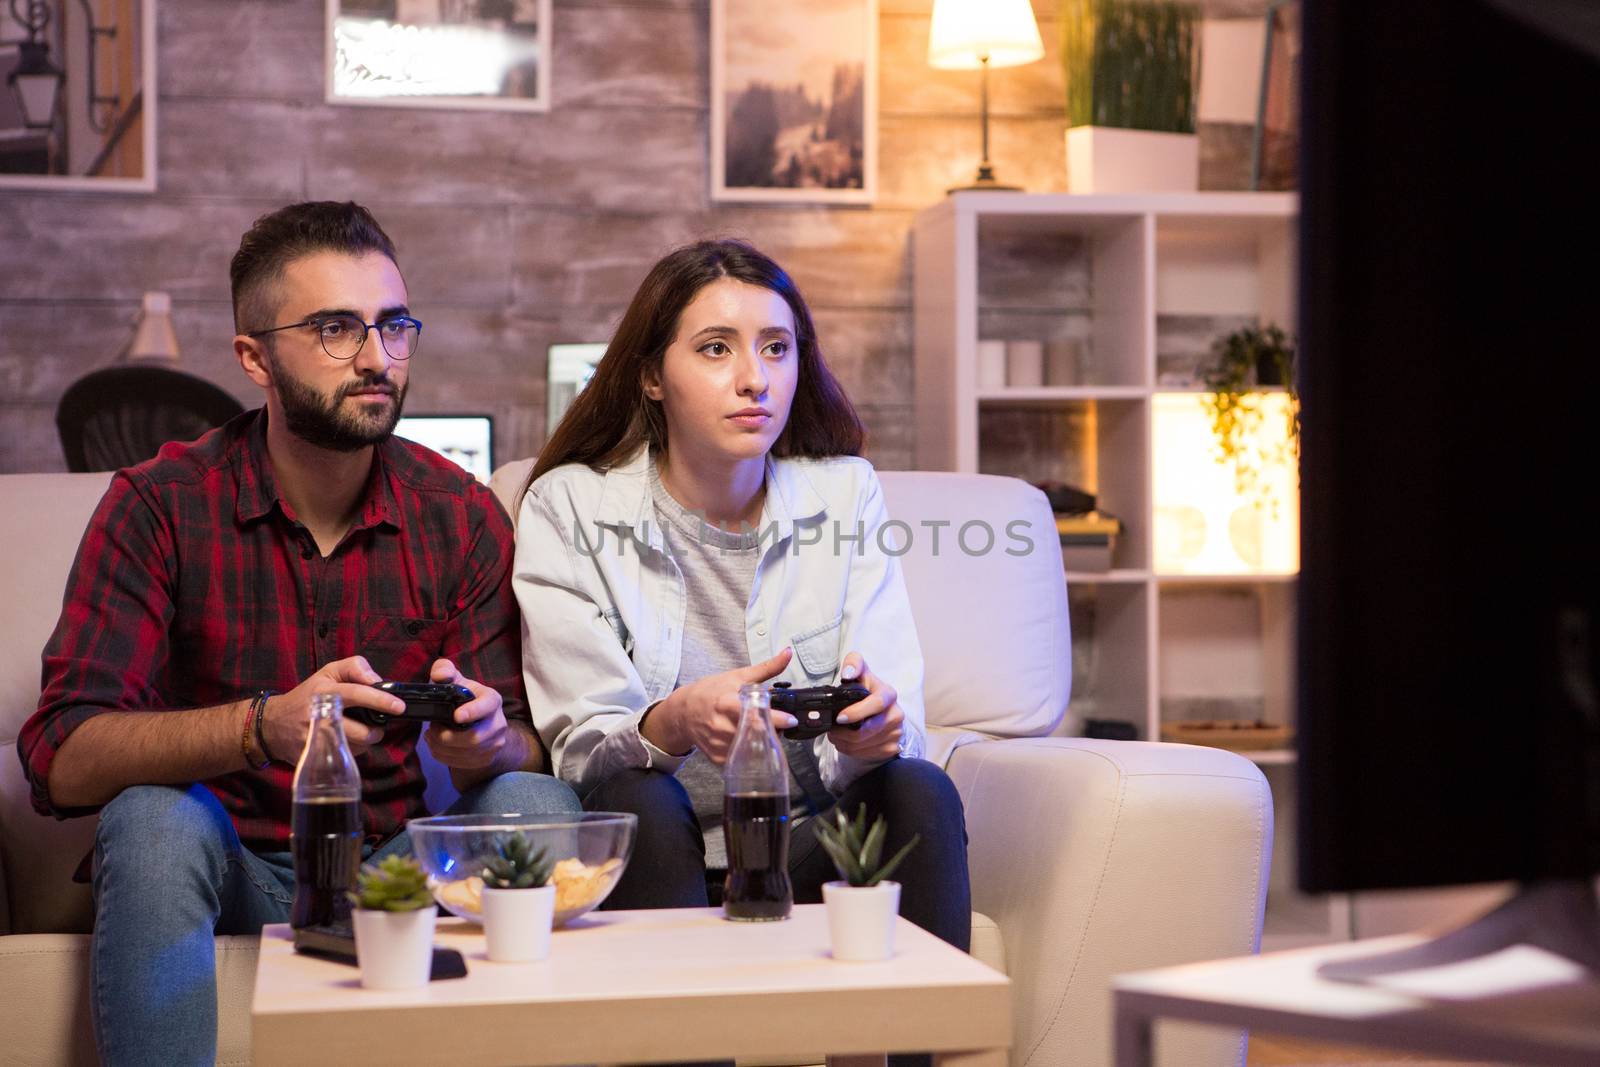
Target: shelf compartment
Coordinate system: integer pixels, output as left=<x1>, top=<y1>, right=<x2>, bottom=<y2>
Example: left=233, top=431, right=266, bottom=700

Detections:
left=976, top=212, right=1150, bottom=390
left=1151, top=391, right=1299, bottom=577
left=1061, top=581, right=1153, bottom=738
left=1153, top=211, right=1297, bottom=388
left=1158, top=581, right=1296, bottom=728
left=979, top=397, right=1149, bottom=573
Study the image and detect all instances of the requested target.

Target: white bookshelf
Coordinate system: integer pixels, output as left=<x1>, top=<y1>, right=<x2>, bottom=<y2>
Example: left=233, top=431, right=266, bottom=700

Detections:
left=912, top=191, right=1345, bottom=950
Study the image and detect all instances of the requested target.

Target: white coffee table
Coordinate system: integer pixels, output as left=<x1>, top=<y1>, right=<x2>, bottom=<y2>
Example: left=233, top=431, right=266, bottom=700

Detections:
left=252, top=905, right=1011, bottom=1066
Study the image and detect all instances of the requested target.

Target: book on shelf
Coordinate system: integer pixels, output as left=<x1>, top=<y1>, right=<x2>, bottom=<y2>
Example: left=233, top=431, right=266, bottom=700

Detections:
left=1056, top=513, right=1121, bottom=538
left=1057, top=512, right=1120, bottom=573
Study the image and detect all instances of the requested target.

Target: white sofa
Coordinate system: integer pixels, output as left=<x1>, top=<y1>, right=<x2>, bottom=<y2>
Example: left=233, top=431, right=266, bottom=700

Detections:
left=0, top=465, right=1271, bottom=1066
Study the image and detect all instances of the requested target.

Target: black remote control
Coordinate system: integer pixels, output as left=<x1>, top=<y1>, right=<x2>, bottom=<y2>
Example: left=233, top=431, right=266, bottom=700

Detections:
left=292, top=922, right=468, bottom=980
left=768, top=681, right=871, bottom=741
left=345, top=681, right=474, bottom=728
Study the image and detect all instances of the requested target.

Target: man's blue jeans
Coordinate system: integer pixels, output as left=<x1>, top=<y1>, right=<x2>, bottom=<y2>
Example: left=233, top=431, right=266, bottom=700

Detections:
left=90, top=773, right=580, bottom=1067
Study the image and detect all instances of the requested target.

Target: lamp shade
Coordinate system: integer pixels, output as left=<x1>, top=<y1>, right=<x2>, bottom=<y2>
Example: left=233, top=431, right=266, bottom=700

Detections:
left=123, top=292, right=181, bottom=363
left=928, top=0, right=1045, bottom=70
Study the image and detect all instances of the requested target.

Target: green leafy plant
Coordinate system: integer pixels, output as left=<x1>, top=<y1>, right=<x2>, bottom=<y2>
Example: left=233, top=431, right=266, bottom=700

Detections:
left=1200, top=324, right=1301, bottom=515
left=1063, top=0, right=1199, bottom=133
left=348, top=855, right=434, bottom=912
left=479, top=833, right=555, bottom=891
left=815, top=805, right=920, bottom=888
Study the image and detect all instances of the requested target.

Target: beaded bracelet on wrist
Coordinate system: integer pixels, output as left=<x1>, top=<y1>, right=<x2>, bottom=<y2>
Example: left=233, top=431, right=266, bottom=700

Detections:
left=240, top=692, right=270, bottom=770
left=252, top=690, right=277, bottom=764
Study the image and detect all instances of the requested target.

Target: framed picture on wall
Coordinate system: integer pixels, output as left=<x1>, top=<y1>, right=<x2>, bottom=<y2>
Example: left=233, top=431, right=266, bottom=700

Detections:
left=1251, top=0, right=1300, bottom=191
left=327, top=0, right=551, bottom=112
left=0, top=0, right=158, bottom=192
left=710, top=0, right=877, bottom=204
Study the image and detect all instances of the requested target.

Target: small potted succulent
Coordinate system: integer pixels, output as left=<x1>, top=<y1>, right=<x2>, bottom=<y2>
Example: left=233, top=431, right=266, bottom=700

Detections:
left=347, top=855, right=437, bottom=989
left=479, top=833, right=557, bottom=962
left=815, top=806, right=920, bottom=962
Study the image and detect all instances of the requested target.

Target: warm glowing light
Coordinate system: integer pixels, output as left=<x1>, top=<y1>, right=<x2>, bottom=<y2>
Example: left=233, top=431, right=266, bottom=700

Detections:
left=928, top=0, right=1046, bottom=70
left=334, top=18, right=540, bottom=98
left=1153, top=392, right=1299, bottom=575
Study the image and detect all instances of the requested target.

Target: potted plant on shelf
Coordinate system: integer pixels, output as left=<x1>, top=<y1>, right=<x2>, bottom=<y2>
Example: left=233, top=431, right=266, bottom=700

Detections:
left=815, top=806, right=921, bottom=962
left=348, top=855, right=437, bottom=990
left=1062, top=0, right=1200, bottom=192
left=479, top=833, right=557, bottom=962
left=1201, top=323, right=1301, bottom=516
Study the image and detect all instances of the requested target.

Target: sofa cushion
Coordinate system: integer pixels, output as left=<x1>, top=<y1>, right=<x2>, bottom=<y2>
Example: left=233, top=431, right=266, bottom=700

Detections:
left=877, top=472, right=1072, bottom=740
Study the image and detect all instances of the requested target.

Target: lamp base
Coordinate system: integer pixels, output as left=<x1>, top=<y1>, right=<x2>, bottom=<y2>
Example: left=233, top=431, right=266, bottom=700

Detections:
left=947, top=167, right=1020, bottom=194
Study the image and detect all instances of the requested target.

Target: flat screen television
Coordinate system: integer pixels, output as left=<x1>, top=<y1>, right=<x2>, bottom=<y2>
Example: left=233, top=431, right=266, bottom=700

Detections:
left=1296, top=0, right=1600, bottom=970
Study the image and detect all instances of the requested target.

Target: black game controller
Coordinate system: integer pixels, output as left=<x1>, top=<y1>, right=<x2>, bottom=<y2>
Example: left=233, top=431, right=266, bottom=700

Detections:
left=344, top=681, right=475, bottom=728
left=768, top=681, right=871, bottom=741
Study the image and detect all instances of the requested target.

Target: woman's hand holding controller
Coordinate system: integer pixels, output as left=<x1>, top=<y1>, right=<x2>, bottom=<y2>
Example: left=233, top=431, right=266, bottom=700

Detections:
left=827, top=651, right=902, bottom=763
left=641, top=648, right=799, bottom=764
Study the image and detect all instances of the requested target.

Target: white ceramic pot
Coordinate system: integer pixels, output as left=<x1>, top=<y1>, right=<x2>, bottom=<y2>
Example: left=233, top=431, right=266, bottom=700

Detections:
left=481, top=883, right=556, bottom=962
left=352, top=906, right=437, bottom=990
left=822, top=880, right=901, bottom=962
left=1065, top=126, right=1199, bottom=193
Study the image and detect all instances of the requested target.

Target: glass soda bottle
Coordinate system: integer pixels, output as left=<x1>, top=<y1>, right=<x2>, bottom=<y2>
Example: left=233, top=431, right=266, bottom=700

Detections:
left=722, top=683, right=793, bottom=921
left=290, top=693, right=363, bottom=929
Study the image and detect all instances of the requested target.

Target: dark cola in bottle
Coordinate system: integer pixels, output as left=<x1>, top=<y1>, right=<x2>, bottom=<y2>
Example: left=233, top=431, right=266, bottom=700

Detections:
left=723, top=684, right=792, bottom=921
left=290, top=693, right=362, bottom=929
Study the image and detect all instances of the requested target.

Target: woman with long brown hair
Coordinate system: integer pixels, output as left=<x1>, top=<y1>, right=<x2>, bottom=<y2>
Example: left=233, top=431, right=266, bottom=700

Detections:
left=512, top=239, right=969, bottom=959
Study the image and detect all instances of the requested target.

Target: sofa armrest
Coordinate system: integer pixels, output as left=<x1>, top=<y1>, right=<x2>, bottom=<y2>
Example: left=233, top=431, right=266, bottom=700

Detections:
left=944, top=738, right=1272, bottom=1067
left=0, top=932, right=259, bottom=1066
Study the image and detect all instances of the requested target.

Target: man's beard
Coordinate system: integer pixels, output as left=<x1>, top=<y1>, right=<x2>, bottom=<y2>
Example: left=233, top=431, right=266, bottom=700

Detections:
left=272, top=361, right=408, bottom=453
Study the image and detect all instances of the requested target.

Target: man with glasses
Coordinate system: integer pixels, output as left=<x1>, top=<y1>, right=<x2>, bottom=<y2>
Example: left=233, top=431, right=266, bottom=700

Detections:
left=17, top=201, right=579, bottom=1067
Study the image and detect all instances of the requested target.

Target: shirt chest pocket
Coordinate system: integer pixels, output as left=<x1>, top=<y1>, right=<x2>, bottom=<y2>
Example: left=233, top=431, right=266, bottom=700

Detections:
left=789, top=613, right=844, bottom=680
left=360, top=614, right=448, bottom=681
left=602, top=608, right=635, bottom=658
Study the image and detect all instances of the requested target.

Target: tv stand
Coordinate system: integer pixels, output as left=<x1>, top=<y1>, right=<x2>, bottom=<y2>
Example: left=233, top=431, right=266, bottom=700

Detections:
left=1318, top=879, right=1600, bottom=982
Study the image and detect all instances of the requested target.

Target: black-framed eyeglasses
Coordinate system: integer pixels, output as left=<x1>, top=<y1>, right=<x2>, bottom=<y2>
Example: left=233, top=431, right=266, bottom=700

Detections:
left=246, top=314, right=423, bottom=361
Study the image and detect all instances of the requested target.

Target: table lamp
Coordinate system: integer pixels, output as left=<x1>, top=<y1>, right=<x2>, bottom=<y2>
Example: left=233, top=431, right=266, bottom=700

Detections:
left=928, top=0, right=1045, bottom=191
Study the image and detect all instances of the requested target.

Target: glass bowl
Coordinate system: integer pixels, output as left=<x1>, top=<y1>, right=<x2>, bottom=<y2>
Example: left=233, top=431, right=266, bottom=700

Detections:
left=407, top=812, right=636, bottom=926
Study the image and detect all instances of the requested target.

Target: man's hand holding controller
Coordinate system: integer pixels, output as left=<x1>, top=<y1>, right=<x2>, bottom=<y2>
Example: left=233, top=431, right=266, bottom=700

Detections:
left=258, top=656, right=511, bottom=771
left=258, top=656, right=400, bottom=761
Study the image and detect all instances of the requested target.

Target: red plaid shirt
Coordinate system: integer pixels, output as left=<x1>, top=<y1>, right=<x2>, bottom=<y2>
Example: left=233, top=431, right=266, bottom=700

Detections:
left=18, top=409, right=528, bottom=853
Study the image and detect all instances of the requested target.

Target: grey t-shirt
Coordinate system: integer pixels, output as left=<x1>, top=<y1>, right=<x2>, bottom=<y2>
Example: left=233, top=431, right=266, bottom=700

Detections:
left=648, top=461, right=810, bottom=868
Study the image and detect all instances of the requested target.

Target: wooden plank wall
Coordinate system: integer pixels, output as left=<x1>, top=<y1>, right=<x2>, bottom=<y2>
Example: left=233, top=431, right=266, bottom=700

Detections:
left=0, top=0, right=1262, bottom=474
